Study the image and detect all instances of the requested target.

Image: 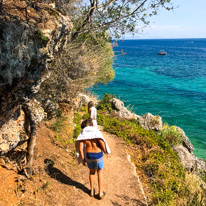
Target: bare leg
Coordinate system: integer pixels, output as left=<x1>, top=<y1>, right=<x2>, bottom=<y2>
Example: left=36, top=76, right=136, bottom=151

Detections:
left=89, top=169, right=96, bottom=196
left=97, top=169, right=103, bottom=196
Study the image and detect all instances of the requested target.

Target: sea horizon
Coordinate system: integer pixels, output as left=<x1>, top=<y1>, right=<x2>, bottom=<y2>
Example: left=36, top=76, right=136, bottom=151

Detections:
left=120, top=37, right=206, bottom=40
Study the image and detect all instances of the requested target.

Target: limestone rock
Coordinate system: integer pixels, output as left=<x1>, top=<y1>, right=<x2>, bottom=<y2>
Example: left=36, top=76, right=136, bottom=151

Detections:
left=111, top=98, right=137, bottom=119
left=174, top=145, right=206, bottom=173
left=43, top=100, right=59, bottom=120
left=172, top=126, right=194, bottom=153
left=0, top=2, right=73, bottom=128
left=0, top=110, right=25, bottom=154
left=79, top=93, right=91, bottom=107
left=28, top=99, right=45, bottom=122
left=0, top=2, right=73, bottom=154
left=73, top=93, right=99, bottom=110
left=138, top=113, right=163, bottom=131
left=111, top=98, right=124, bottom=111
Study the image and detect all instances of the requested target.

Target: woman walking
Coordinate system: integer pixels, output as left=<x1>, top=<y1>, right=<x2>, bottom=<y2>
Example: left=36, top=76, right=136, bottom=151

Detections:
left=88, top=101, right=97, bottom=127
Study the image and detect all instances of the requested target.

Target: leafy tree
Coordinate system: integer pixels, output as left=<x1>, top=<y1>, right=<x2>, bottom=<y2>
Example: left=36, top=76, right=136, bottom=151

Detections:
left=31, top=0, right=174, bottom=40
left=71, top=0, right=174, bottom=39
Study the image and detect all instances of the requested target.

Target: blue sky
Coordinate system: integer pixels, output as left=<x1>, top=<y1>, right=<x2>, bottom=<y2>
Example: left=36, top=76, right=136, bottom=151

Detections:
left=126, top=0, right=206, bottom=39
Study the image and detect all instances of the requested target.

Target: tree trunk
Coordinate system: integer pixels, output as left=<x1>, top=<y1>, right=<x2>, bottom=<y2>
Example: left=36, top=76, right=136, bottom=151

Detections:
left=22, top=102, right=37, bottom=170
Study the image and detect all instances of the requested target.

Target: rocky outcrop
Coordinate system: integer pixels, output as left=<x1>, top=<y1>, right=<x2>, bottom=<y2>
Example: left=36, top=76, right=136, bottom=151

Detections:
left=0, top=110, right=24, bottom=154
left=174, top=145, right=206, bottom=174
left=79, top=93, right=91, bottom=107
left=0, top=0, right=72, bottom=128
left=172, top=126, right=194, bottom=153
left=0, top=99, right=45, bottom=154
left=110, top=97, right=205, bottom=175
left=26, top=99, right=45, bottom=123
left=111, top=98, right=163, bottom=131
left=72, top=93, right=99, bottom=111
left=111, top=98, right=138, bottom=119
left=0, top=0, right=72, bottom=154
left=171, top=127, right=206, bottom=174
left=138, top=113, right=163, bottom=131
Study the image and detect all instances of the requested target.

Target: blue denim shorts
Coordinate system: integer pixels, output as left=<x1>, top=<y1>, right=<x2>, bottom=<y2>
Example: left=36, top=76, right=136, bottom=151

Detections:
left=87, top=160, right=104, bottom=170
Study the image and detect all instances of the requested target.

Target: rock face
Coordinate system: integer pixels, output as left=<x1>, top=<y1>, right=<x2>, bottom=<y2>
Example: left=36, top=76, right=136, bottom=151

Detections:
left=111, top=99, right=163, bottom=131
left=0, top=1, right=72, bottom=153
left=138, top=113, right=163, bottom=131
left=110, top=97, right=205, bottom=174
left=111, top=98, right=137, bottom=119
left=172, top=127, right=206, bottom=174
left=0, top=1, right=72, bottom=128
left=0, top=99, right=45, bottom=154
left=174, top=145, right=206, bottom=174
left=79, top=93, right=91, bottom=107
left=0, top=110, right=25, bottom=154
left=172, top=126, right=194, bottom=153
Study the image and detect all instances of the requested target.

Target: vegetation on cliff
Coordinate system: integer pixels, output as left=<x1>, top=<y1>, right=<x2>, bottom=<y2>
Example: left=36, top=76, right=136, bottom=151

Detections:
left=38, top=33, right=115, bottom=105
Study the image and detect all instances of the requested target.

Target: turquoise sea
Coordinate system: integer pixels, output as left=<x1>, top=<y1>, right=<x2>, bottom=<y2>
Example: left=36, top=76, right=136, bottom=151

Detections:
left=89, top=39, right=206, bottom=159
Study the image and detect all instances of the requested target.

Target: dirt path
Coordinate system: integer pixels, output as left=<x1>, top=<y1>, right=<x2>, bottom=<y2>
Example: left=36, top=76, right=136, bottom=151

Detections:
left=66, top=127, right=148, bottom=206
left=0, top=124, right=148, bottom=206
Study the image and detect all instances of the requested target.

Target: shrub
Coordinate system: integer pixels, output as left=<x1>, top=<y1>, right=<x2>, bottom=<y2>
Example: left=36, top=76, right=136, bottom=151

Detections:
left=97, top=93, right=115, bottom=113
left=50, top=117, right=67, bottom=133
left=73, top=124, right=81, bottom=139
left=158, top=125, right=183, bottom=147
left=73, top=113, right=82, bottom=138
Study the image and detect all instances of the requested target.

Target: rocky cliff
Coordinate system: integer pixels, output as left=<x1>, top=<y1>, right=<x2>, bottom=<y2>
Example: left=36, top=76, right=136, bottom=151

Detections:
left=111, top=97, right=206, bottom=176
left=0, top=0, right=72, bottom=154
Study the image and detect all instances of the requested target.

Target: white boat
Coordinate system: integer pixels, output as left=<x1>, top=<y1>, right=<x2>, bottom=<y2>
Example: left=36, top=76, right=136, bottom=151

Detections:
left=157, top=50, right=167, bottom=55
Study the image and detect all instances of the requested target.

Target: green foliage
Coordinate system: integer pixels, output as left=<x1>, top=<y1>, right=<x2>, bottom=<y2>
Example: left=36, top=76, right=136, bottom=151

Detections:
left=158, top=125, right=183, bottom=147
left=53, top=135, right=69, bottom=145
left=200, top=171, right=206, bottom=183
left=73, top=113, right=81, bottom=124
left=80, top=106, right=87, bottom=112
left=50, top=117, right=67, bottom=133
left=97, top=110, right=205, bottom=205
left=97, top=93, right=115, bottom=113
left=81, top=113, right=90, bottom=120
left=35, top=30, right=48, bottom=46
left=71, top=0, right=174, bottom=40
left=73, top=124, right=81, bottom=139
left=95, top=42, right=115, bottom=84
left=73, top=113, right=82, bottom=138
left=38, top=30, right=115, bottom=104
left=74, top=32, right=115, bottom=84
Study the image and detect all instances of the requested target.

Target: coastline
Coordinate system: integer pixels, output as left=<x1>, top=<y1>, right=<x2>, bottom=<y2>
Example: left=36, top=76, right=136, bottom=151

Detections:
left=88, top=38, right=206, bottom=159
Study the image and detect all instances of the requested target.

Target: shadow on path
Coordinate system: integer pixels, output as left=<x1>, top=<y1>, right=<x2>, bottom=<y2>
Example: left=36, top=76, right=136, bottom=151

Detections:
left=44, top=158, right=89, bottom=195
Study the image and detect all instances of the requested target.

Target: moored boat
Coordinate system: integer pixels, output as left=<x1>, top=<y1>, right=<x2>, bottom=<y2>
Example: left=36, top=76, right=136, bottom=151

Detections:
left=157, top=50, right=167, bottom=55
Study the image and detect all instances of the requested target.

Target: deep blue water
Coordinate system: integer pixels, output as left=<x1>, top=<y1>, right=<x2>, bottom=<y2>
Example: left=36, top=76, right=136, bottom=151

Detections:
left=89, top=39, right=206, bottom=159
